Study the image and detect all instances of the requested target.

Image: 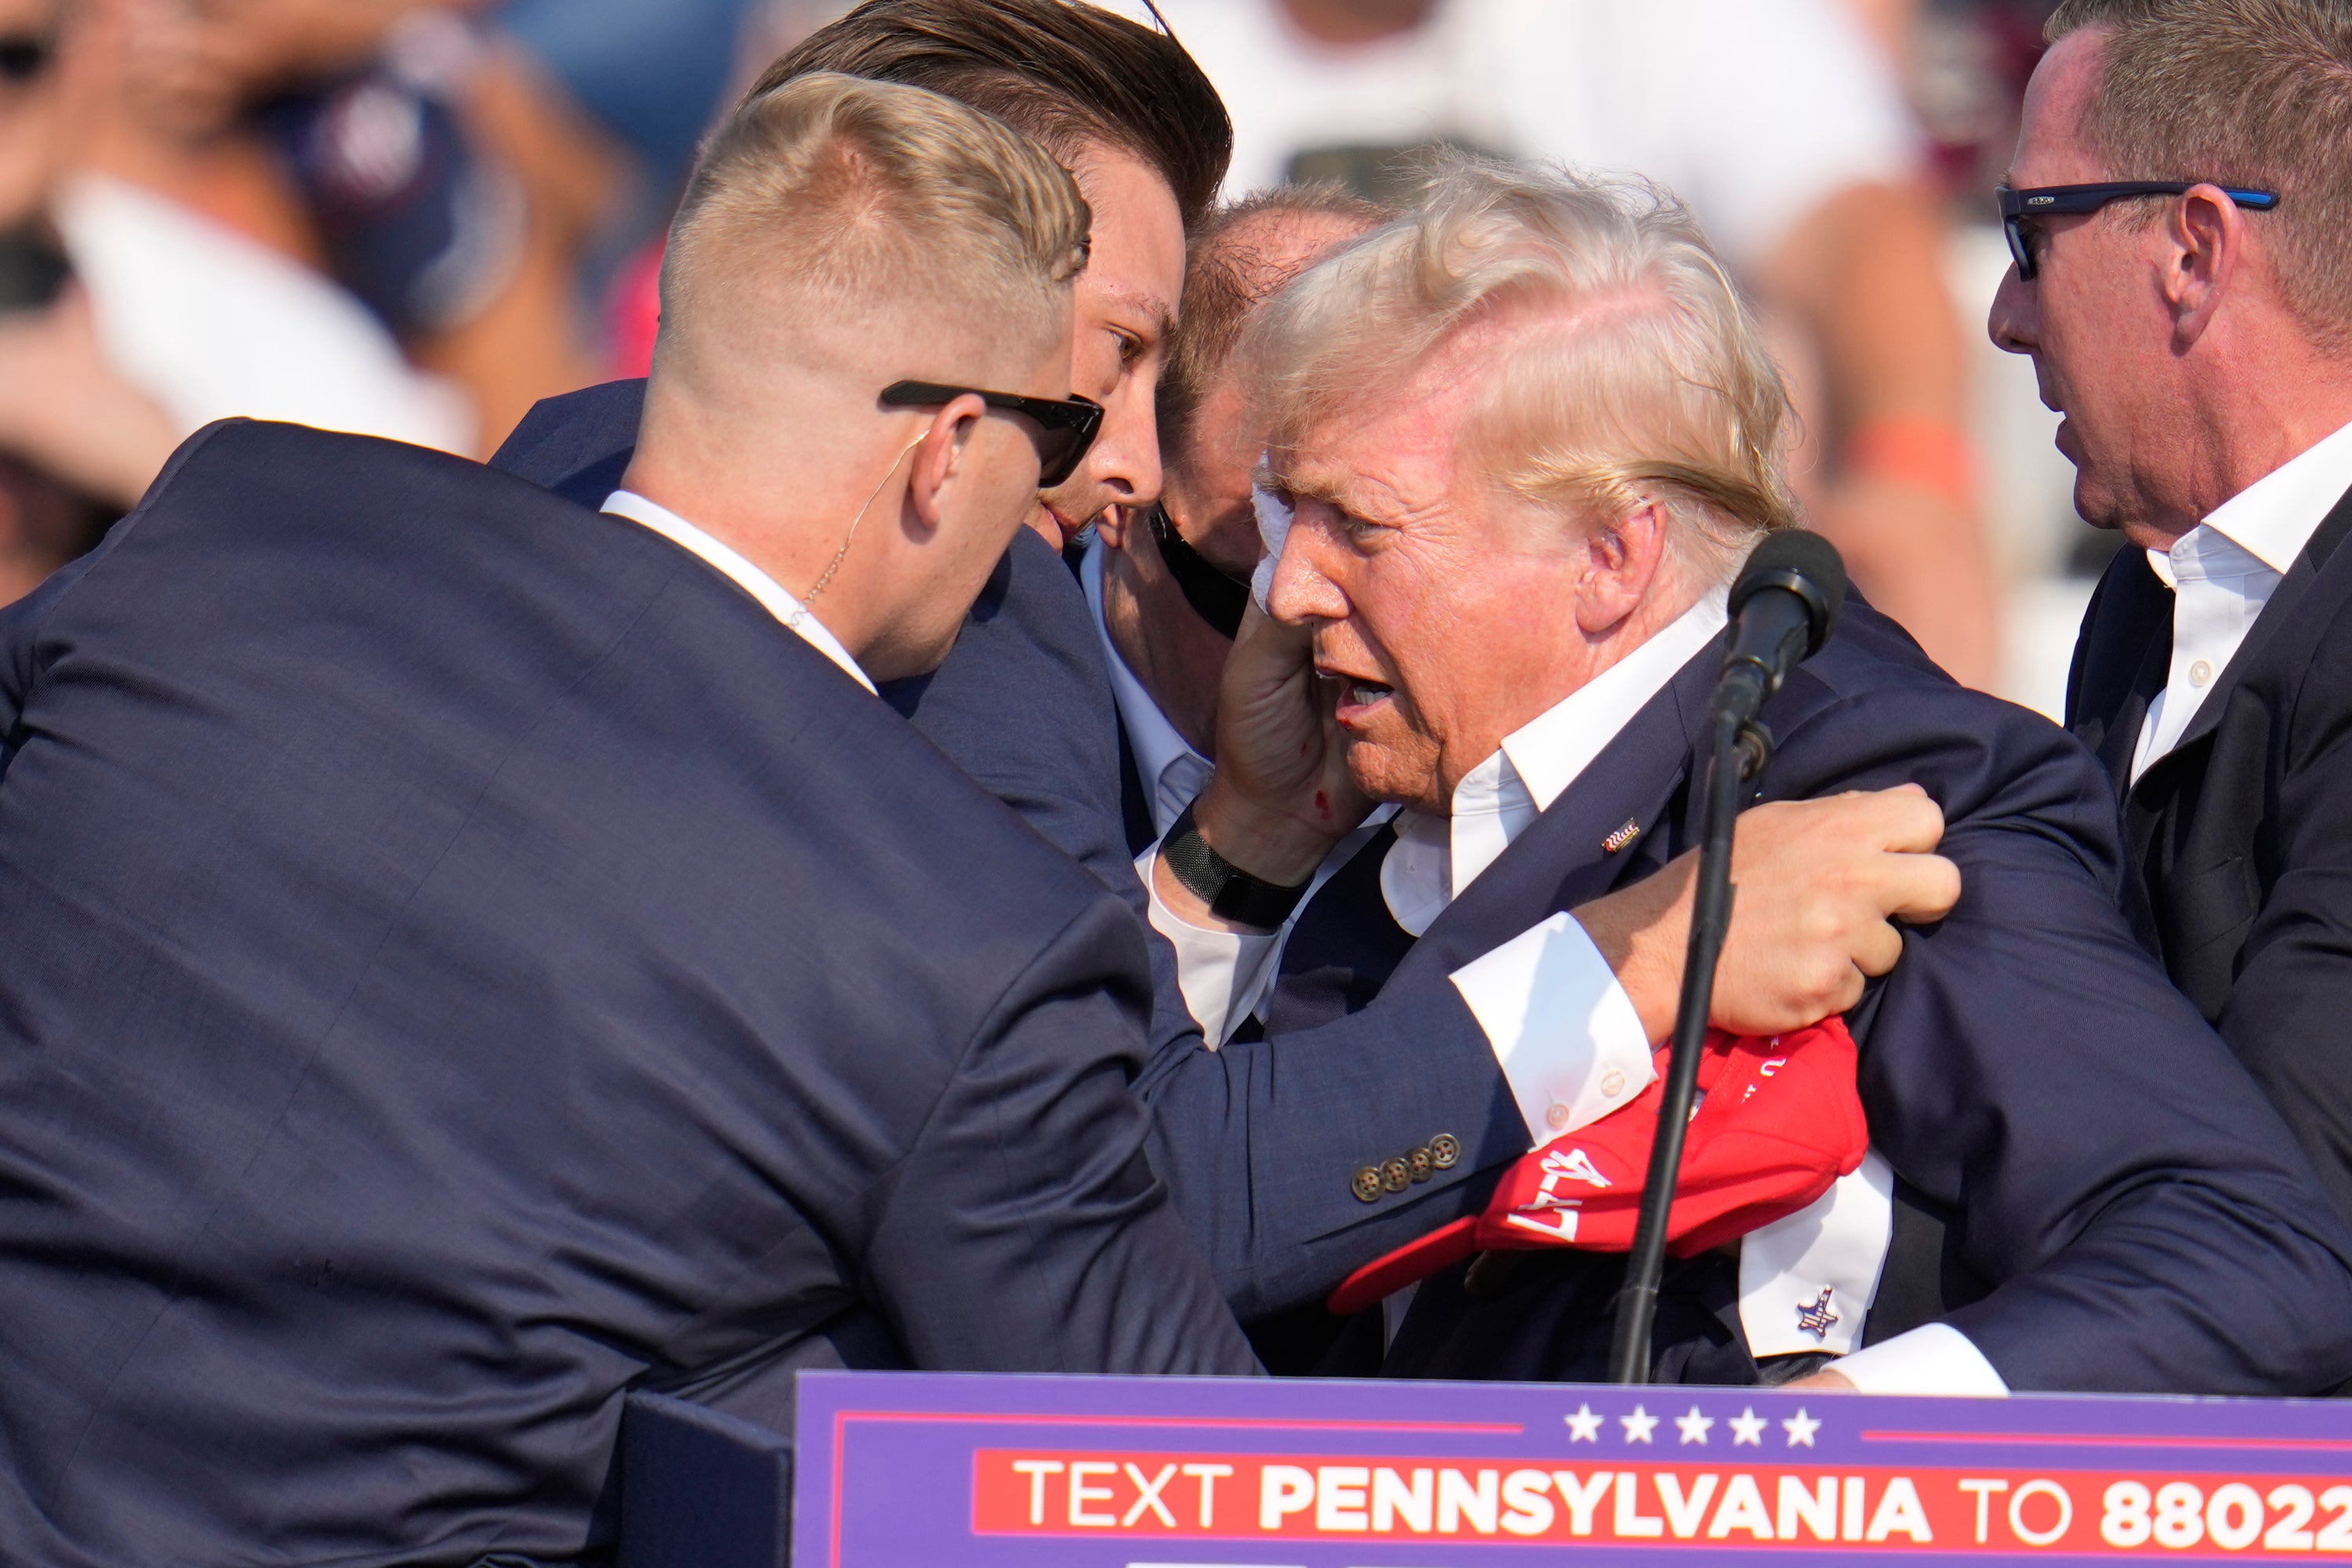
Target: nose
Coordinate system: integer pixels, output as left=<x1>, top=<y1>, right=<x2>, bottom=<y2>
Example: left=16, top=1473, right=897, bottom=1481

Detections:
left=1266, top=509, right=1350, bottom=626
left=1988, top=264, right=2038, bottom=357
left=1080, top=372, right=1163, bottom=514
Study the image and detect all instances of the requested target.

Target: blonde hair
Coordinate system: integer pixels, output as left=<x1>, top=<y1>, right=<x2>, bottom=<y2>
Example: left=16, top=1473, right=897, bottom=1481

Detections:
left=2047, top=0, right=2352, bottom=346
left=659, top=71, right=1092, bottom=372
left=1244, top=155, right=1798, bottom=575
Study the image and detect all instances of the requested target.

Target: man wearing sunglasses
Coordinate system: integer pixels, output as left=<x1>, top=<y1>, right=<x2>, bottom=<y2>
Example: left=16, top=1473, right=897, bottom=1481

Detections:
left=0, top=72, right=1266, bottom=1566
left=1991, top=0, right=2352, bottom=1225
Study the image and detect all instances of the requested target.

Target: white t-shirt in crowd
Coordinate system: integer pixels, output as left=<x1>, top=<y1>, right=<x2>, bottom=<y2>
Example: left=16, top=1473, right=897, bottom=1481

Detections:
left=1159, top=0, right=1920, bottom=271
left=53, top=174, right=474, bottom=453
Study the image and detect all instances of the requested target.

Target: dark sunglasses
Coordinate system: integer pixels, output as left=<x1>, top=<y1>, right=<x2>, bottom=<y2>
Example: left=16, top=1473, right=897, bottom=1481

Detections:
left=1997, top=181, right=2278, bottom=280
left=878, top=379, right=1102, bottom=488
left=1146, top=503, right=1250, bottom=638
left=0, top=34, right=53, bottom=85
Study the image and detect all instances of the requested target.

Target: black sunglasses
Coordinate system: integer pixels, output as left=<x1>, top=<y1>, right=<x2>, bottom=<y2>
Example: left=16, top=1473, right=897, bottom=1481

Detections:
left=1997, top=181, right=2278, bottom=280
left=878, top=379, right=1102, bottom=488
left=1146, top=503, right=1250, bottom=638
left=0, top=34, right=53, bottom=85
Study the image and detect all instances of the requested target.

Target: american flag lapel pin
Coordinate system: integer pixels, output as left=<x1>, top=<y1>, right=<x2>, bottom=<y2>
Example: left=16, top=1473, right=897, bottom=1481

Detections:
left=1601, top=818, right=1642, bottom=855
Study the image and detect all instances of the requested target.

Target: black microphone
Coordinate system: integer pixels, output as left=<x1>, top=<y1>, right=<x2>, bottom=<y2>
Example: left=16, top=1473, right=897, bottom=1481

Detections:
left=1606, top=528, right=1847, bottom=1385
left=1711, top=529, right=1848, bottom=731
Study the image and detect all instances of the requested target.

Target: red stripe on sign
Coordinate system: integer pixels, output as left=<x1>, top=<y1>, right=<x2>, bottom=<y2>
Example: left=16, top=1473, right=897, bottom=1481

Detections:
left=1864, top=1431, right=2352, bottom=1454
left=971, top=1448, right=2352, bottom=1555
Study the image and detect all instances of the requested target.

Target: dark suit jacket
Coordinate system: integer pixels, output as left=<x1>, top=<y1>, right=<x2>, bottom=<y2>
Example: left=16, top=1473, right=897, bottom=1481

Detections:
left=0, top=420, right=1253, bottom=1566
left=2068, top=486, right=2352, bottom=1222
left=492, top=383, right=1538, bottom=1327
left=1272, top=601, right=2352, bottom=1395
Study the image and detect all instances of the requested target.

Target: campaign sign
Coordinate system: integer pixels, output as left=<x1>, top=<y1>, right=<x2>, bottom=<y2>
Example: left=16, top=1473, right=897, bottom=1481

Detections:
left=793, top=1370, right=2352, bottom=1566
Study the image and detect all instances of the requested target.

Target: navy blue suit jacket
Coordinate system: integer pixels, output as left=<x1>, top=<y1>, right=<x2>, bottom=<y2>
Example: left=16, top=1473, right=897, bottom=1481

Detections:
left=0, top=421, right=1253, bottom=1566
left=1288, top=602, right=2352, bottom=1393
left=491, top=383, right=1538, bottom=1326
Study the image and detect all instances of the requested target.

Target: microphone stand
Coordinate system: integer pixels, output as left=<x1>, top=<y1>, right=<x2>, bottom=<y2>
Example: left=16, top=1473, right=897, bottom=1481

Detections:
left=1605, top=699, right=1772, bottom=1385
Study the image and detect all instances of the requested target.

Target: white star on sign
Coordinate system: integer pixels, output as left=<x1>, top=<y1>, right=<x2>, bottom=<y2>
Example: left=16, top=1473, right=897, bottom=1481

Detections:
left=1675, top=1406, right=1714, bottom=1445
left=1729, top=1407, right=1768, bottom=1446
left=1782, top=1407, right=1821, bottom=1447
left=1565, top=1403, right=1603, bottom=1443
left=1620, top=1404, right=1659, bottom=1444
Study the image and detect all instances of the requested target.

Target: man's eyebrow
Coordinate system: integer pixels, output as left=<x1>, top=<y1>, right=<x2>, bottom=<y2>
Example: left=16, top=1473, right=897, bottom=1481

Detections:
left=1099, top=283, right=1175, bottom=343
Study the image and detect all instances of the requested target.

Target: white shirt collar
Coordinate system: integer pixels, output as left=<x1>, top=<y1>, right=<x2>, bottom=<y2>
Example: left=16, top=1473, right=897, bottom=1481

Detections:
left=1082, top=534, right=1212, bottom=837
left=601, top=489, right=876, bottom=694
left=2184, top=414, right=2352, bottom=577
left=1383, top=592, right=1730, bottom=935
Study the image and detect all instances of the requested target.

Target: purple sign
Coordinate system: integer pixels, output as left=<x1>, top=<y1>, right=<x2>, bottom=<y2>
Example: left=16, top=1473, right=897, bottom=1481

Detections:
left=793, top=1370, right=2352, bottom=1565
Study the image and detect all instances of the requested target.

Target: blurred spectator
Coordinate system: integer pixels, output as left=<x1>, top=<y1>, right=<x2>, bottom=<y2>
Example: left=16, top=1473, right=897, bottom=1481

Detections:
left=0, top=0, right=471, bottom=599
left=1122, top=0, right=2002, bottom=688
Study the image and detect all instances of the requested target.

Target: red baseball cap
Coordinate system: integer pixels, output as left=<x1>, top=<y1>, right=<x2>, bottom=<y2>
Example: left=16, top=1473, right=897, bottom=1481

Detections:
left=1327, top=1018, right=1866, bottom=1316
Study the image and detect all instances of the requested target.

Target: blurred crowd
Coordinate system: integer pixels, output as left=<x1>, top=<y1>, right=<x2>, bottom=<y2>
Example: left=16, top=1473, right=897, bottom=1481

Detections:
left=0, top=0, right=2085, bottom=708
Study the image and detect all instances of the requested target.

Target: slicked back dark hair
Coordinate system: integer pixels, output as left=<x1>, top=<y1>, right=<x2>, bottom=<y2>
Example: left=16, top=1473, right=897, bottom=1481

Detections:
left=750, top=0, right=1232, bottom=231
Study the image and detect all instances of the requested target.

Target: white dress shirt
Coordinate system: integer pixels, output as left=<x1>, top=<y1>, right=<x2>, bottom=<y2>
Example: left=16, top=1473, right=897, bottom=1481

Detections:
left=2130, top=416, right=2352, bottom=782
left=1150, top=583, right=2004, bottom=1395
left=601, top=490, right=875, bottom=694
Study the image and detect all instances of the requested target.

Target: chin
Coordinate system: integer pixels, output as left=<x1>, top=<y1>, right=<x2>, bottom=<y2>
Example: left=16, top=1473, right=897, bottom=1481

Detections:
left=1343, top=737, right=1443, bottom=815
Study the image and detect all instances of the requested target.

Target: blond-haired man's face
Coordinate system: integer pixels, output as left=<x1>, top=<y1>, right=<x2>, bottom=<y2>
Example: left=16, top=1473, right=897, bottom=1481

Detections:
left=1261, top=355, right=1602, bottom=817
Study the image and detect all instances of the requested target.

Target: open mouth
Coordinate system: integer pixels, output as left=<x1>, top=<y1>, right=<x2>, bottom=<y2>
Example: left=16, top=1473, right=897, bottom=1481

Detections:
left=1327, top=673, right=1396, bottom=724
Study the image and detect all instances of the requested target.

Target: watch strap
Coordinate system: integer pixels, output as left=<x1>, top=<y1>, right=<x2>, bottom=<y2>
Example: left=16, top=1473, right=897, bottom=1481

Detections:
left=1161, top=802, right=1312, bottom=928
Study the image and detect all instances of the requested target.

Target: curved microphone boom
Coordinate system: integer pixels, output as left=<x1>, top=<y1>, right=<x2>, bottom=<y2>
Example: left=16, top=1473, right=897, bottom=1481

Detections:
left=1606, top=530, right=1849, bottom=1385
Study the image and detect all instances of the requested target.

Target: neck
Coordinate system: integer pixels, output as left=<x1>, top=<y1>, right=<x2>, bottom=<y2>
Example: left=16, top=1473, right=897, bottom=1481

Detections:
left=2136, top=340, right=2352, bottom=550
left=1101, top=530, right=1227, bottom=757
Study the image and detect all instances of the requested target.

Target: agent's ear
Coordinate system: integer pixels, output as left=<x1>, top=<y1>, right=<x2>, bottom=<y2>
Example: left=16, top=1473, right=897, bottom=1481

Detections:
left=1574, top=496, right=1671, bottom=637
left=2165, top=183, right=2246, bottom=350
left=905, top=394, right=985, bottom=531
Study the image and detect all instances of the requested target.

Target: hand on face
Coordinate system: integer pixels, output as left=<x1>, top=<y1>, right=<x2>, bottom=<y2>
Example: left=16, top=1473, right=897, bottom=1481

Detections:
left=1185, top=601, right=1374, bottom=889
left=1577, top=784, right=1961, bottom=1043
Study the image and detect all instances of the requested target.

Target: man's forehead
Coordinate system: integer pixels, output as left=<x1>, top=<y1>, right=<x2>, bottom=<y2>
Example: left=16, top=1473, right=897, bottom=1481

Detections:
left=2011, top=27, right=2108, bottom=182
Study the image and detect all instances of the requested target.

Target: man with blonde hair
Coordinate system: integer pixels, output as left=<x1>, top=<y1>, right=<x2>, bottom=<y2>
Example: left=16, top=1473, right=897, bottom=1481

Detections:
left=0, top=71, right=1254, bottom=1567
left=1155, top=157, right=2352, bottom=1394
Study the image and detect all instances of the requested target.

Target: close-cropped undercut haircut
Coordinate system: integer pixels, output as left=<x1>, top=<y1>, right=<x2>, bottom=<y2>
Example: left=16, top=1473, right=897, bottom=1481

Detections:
left=659, top=71, right=1091, bottom=373
left=2047, top=0, right=2352, bottom=343
left=751, top=0, right=1232, bottom=231
left=1245, top=156, right=1798, bottom=579
left=1157, top=183, right=1393, bottom=471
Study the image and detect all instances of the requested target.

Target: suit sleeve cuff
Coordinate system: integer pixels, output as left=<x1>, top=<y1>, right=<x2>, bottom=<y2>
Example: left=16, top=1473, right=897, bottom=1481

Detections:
left=1446, top=911, right=1654, bottom=1145
left=1835, top=1323, right=2010, bottom=1396
left=1140, top=844, right=1279, bottom=1048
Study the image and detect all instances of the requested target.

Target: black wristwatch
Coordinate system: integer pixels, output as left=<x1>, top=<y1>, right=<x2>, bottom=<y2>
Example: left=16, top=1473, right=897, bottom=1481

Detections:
left=1161, top=801, right=1314, bottom=928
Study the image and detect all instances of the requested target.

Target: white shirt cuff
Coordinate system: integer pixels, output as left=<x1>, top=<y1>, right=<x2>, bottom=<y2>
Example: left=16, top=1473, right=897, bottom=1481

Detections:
left=1833, top=1323, right=2010, bottom=1396
left=1139, top=845, right=1279, bottom=1048
left=1446, top=911, right=1655, bottom=1145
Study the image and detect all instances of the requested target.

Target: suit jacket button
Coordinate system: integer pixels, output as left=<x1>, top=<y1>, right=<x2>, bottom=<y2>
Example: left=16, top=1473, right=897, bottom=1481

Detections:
left=1429, top=1133, right=1461, bottom=1169
left=1380, top=1157, right=1412, bottom=1193
left=1406, top=1145, right=1434, bottom=1182
left=1351, top=1167, right=1384, bottom=1203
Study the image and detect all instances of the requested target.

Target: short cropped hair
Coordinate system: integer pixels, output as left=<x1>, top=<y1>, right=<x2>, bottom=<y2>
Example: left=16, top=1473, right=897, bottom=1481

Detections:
left=1157, top=184, right=1392, bottom=472
left=2047, top=0, right=2352, bottom=342
left=752, top=0, right=1232, bottom=230
left=659, top=71, right=1090, bottom=371
left=1245, top=157, right=1797, bottom=572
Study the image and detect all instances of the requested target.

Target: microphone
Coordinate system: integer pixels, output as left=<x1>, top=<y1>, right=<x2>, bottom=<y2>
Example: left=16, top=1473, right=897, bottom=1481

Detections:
left=1711, top=529, right=1848, bottom=731
left=1606, top=528, right=1848, bottom=1385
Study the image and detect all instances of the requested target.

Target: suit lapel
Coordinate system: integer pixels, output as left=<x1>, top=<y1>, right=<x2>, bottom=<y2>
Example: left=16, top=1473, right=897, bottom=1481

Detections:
left=2067, top=546, right=2172, bottom=801
left=2154, top=480, right=2352, bottom=771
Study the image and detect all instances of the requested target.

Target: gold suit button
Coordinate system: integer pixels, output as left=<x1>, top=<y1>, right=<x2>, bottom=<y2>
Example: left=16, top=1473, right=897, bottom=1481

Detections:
left=1429, top=1133, right=1461, bottom=1169
left=1380, top=1157, right=1412, bottom=1193
left=1407, top=1146, right=1434, bottom=1182
left=1351, top=1167, right=1384, bottom=1203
